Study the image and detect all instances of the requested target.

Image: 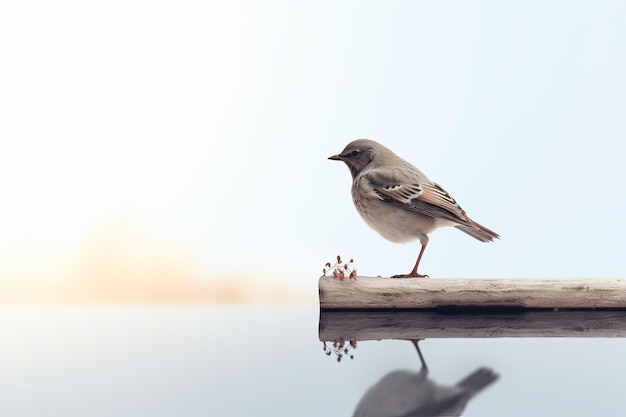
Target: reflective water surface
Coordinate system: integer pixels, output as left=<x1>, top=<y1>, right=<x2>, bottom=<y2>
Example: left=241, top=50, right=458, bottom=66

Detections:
left=1, top=306, right=625, bottom=416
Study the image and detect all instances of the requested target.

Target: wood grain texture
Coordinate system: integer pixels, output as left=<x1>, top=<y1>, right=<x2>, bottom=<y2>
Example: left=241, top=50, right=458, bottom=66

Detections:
left=318, top=276, right=626, bottom=310
left=319, top=310, right=626, bottom=340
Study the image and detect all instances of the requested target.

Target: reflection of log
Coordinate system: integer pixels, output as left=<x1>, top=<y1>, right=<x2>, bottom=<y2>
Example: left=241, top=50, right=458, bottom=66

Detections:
left=319, top=276, right=626, bottom=310
left=318, top=310, right=626, bottom=340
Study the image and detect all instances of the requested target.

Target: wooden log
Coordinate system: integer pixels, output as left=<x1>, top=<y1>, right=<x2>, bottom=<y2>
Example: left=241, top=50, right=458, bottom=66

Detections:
left=319, top=310, right=626, bottom=340
left=318, top=276, right=626, bottom=310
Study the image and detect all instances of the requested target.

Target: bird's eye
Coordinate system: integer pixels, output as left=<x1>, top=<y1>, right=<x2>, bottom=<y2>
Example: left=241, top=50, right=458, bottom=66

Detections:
left=351, top=150, right=359, bottom=157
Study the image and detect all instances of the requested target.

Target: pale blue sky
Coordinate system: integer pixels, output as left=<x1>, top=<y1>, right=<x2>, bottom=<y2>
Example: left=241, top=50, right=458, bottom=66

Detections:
left=1, top=1, right=625, bottom=293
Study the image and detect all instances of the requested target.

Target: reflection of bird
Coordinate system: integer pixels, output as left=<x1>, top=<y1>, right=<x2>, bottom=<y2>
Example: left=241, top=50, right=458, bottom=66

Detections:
left=353, top=341, right=498, bottom=417
left=329, top=139, right=499, bottom=277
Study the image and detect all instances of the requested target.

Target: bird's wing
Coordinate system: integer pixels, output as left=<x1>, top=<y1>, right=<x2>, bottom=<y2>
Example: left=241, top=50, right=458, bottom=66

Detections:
left=418, top=182, right=469, bottom=221
left=364, top=168, right=470, bottom=225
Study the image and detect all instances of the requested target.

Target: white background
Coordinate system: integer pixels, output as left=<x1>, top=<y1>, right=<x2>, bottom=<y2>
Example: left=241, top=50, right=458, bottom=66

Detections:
left=1, top=1, right=625, bottom=297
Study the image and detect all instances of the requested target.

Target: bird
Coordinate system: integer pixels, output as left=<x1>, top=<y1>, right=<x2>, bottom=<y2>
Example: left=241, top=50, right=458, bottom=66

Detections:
left=329, top=139, right=499, bottom=278
left=353, top=340, right=499, bottom=417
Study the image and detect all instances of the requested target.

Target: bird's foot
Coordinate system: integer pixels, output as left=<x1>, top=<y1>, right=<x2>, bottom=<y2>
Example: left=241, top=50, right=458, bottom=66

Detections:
left=391, top=272, right=429, bottom=278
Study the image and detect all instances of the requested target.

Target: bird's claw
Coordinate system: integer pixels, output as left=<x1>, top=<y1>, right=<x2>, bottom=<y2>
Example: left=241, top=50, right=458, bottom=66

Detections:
left=391, top=273, right=429, bottom=278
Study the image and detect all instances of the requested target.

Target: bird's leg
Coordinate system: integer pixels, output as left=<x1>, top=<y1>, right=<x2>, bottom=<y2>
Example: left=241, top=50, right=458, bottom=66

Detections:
left=391, top=243, right=428, bottom=278
left=411, top=339, right=428, bottom=373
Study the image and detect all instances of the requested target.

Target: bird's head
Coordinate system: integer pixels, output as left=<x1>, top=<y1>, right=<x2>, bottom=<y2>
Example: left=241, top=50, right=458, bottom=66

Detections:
left=328, top=139, right=383, bottom=178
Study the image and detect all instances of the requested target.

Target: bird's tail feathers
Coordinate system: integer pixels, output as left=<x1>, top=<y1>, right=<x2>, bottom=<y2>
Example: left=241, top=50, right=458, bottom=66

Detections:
left=456, top=367, right=499, bottom=395
left=455, top=218, right=500, bottom=242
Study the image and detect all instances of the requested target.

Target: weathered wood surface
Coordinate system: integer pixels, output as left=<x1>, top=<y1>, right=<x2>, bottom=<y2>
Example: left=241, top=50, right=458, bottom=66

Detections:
left=319, top=310, right=626, bottom=340
left=319, top=276, right=626, bottom=310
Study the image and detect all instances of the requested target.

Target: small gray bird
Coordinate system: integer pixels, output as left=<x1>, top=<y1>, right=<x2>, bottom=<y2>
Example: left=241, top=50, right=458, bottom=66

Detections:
left=353, top=340, right=499, bottom=417
left=329, top=139, right=499, bottom=277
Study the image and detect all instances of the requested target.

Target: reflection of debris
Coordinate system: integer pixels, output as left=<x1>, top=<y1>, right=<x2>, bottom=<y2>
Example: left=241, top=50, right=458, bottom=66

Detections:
left=323, top=255, right=357, bottom=281
left=319, top=310, right=626, bottom=340
left=322, top=338, right=357, bottom=362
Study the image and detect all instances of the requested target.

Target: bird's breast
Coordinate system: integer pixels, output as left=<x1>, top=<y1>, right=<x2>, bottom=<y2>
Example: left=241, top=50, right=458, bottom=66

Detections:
left=351, top=181, right=438, bottom=244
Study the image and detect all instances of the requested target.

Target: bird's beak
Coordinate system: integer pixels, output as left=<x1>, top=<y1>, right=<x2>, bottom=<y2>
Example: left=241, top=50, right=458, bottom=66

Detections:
left=328, top=154, right=343, bottom=161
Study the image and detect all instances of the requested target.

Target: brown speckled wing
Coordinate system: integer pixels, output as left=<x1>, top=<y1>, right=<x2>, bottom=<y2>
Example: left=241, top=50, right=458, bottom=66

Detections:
left=417, top=183, right=469, bottom=222
left=365, top=170, right=470, bottom=225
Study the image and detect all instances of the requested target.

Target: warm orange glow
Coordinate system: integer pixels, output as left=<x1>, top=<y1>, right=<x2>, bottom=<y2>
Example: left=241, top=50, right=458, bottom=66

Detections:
left=0, top=212, right=315, bottom=305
